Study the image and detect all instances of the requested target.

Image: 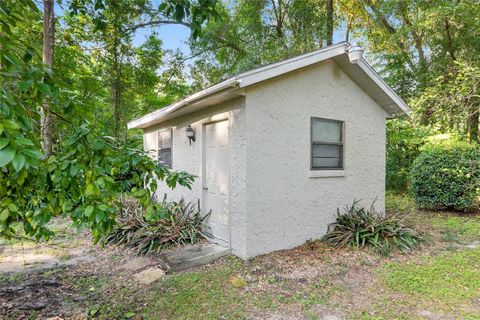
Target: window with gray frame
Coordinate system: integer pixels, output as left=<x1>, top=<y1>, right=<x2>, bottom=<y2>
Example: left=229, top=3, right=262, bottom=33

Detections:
left=311, top=117, right=344, bottom=170
left=158, top=129, right=172, bottom=168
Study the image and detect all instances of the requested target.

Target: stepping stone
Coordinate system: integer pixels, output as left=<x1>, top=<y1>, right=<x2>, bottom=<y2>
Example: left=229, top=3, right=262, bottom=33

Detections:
left=134, top=267, right=165, bottom=285
left=321, top=315, right=342, bottom=320
left=157, top=243, right=230, bottom=272
left=458, top=241, right=480, bottom=249
left=418, top=310, right=454, bottom=320
left=315, top=306, right=344, bottom=320
left=121, top=256, right=154, bottom=271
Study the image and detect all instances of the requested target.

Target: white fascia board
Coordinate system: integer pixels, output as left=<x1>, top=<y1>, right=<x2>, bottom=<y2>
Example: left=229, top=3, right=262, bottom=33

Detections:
left=239, top=43, right=348, bottom=87
left=127, top=78, right=240, bottom=129
left=357, top=60, right=411, bottom=117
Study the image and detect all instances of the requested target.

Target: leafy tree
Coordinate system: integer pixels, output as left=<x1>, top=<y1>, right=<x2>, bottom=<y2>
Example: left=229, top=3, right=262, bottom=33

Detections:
left=63, top=0, right=219, bottom=139
left=340, top=0, right=480, bottom=142
left=386, top=119, right=432, bottom=192
left=412, top=60, right=480, bottom=142
left=0, top=0, right=218, bottom=241
left=188, top=0, right=336, bottom=86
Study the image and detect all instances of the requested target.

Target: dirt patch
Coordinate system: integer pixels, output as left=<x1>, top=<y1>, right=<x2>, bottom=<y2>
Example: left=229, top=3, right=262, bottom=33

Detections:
left=0, top=220, right=131, bottom=319
left=0, top=241, right=146, bottom=319
left=0, top=249, right=94, bottom=273
left=0, top=271, right=88, bottom=319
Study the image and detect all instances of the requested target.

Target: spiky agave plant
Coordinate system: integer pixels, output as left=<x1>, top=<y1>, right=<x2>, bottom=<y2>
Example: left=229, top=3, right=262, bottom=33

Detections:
left=102, top=197, right=210, bottom=255
left=322, top=201, right=421, bottom=254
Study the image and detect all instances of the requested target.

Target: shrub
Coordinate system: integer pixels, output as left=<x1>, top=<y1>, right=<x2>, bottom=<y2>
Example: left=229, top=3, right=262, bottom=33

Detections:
left=411, top=142, right=480, bottom=211
left=322, top=202, right=421, bottom=254
left=102, top=197, right=210, bottom=255
left=386, top=120, right=432, bottom=192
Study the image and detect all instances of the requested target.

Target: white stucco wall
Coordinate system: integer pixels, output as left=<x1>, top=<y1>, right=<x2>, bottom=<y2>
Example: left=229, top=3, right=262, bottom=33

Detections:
left=243, top=59, right=387, bottom=258
left=143, top=98, right=248, bottom=258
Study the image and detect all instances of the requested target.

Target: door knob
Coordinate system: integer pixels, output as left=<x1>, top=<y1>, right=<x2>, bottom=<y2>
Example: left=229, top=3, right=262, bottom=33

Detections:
left=203, top=186, right=208, bottom=190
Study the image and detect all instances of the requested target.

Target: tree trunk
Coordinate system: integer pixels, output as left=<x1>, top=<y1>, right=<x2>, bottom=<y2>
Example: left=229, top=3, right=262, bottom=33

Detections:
left=326, top=0, right=334, bottom=45
left=41, top=0, right=54, bottom=156
left=444, top=18, right=456, bottom=62
left=468, top=106, right=479, bottom=143
left=112, top=35, right=121, bottom=139
left=399, top=3, right=426, bottom=80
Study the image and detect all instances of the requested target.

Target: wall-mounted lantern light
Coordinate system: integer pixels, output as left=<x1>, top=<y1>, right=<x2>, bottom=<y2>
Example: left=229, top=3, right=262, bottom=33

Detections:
left=347, top=42, right=364, bottom=64
left=186, top=125, right=196, bottom=145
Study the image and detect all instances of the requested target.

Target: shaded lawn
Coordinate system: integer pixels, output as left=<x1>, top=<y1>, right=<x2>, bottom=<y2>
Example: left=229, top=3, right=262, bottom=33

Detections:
left=135, top=194, right=480, bottom=319
left=142, top=257, right=339, bottom=320
left=385, top=249, right=480, bottom=309
left=2, top=194, right=480, bottom=319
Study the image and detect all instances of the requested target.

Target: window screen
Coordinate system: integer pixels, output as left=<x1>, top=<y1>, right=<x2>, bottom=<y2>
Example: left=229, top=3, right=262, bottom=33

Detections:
left=311, top=118, right=343, bottom=169
left=158, top=129, right=172, bottom=168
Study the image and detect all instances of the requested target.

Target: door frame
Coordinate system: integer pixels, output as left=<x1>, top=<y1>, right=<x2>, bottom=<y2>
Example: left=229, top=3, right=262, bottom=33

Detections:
left=201, top=118, right=231, bottom=248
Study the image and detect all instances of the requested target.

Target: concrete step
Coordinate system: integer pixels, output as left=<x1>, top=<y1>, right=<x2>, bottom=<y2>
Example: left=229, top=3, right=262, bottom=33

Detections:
left=156, top=242, right=230, bottom=273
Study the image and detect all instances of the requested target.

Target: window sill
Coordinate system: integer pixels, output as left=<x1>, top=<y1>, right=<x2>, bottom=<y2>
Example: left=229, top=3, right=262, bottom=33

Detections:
left=309, top=170, right=345, bottom=178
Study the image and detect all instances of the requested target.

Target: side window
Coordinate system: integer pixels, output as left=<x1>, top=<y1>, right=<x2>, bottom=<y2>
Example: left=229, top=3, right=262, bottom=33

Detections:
left=158, top=129, right=172, bottom=168
left=311, top=117, right=344, bottom=170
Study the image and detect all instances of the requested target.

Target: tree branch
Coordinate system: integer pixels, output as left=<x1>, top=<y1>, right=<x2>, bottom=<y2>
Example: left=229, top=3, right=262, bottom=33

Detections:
left=125, top=20, right=190, bottom=33
left=361, top=0, right=416, bottom=71
left=400, top=5, right=426, bottom=71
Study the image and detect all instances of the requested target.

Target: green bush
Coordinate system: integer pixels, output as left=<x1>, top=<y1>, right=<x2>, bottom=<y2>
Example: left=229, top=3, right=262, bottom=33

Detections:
left=411, top=142, right=480, bottom=211
left=322, top=202, right=421, bottom=254
left=386, top=120, right=432, bottom=192
left=102, top=197, right=210, bottom=255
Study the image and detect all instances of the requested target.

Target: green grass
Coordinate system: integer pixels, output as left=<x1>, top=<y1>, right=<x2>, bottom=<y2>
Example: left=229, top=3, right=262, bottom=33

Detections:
left=0, top=271, right=30, bottom=285
left=387, top=192, right=480, bottom=243
left=385, top=192, right=416, bottom=214
left=384, top=248, right=480, bottom=308
left=67, top=274, right=109, bottom=295
left=136, top=257, right=338, bottom=320
left=430, top=215, right=480, bottom=243
left=142, top=257, right=254, bottom=319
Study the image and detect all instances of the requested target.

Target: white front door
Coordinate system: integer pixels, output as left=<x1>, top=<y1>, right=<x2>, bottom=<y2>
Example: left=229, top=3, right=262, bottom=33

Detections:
left=203, top=120, right=230, bottom=247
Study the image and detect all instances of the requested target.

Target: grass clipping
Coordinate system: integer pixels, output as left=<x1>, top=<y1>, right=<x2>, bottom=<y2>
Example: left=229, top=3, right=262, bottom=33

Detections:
left=322, top=201, right=421, bottom=254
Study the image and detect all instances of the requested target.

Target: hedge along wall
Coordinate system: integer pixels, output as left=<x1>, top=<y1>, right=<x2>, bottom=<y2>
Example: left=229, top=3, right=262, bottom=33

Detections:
left=411, top=142, right=480, bottom=212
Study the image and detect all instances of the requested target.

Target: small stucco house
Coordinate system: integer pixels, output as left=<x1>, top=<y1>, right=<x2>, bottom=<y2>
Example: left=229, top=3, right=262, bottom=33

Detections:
left=128, top=42, right=410, bottom=260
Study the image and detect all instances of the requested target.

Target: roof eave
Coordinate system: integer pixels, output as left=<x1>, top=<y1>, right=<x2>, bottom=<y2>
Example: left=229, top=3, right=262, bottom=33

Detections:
left=127, top=78, right=241, bottom=129
left=357, top=60, right=411, bottom=118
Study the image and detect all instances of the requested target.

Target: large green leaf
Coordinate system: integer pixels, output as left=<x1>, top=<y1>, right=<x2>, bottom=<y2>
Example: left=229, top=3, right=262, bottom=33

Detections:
left=0, top=209, right=9, bottom=223
left=15, top=136, right=34, bottom=146
left=0, top=146, right=16, bottom=167
left=12, top=153, right=26, bottom=172
left=0, top=138, right=9, bottom=150
left=84, top=205, right=94, bottom=217
left=1, top=119, right=20, bottom=130
left=21, top=148, right=43, bottom=159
